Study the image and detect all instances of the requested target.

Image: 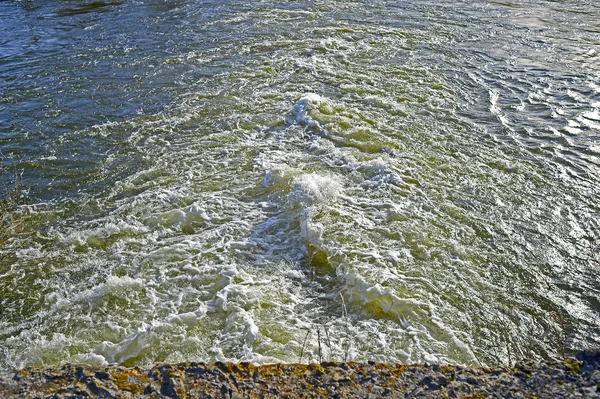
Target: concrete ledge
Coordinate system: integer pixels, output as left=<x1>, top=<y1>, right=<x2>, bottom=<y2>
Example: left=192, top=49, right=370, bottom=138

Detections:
left=1, top=351, right=599, bottom=398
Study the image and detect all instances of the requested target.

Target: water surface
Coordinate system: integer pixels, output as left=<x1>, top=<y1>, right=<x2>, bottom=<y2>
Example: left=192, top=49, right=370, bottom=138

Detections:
left=0, top=0, right=599, bottom=369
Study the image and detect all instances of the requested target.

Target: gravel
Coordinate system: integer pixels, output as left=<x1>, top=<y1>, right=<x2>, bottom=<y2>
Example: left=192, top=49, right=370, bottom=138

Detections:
left=1, top=351, right=599, bottom=398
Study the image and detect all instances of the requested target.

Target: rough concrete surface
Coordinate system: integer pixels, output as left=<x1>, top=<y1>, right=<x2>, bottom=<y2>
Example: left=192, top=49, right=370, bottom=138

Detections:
left=1, top=351, right=599, bottom=398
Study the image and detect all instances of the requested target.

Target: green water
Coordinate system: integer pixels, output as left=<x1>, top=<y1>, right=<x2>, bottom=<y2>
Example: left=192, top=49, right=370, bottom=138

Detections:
left=0, top=0, right=599, bottom=369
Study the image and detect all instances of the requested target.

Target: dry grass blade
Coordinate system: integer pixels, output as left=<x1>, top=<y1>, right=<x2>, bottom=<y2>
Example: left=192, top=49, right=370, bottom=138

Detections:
left=299, top=329, right=311, bottom=363
left=317, top=328, right=322, bottom=363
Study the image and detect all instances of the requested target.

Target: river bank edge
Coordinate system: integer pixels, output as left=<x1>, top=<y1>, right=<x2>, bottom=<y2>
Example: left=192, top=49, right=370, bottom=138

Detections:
left=1, top=350, right=599, bottom=398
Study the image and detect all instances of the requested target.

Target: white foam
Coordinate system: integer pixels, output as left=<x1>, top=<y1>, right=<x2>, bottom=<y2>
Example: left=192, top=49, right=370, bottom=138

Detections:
left=54, top=275, right=144, bottom=309
left=96, top=328, right=149, bottom=364
left=73, top=353, right=108, bottom=366
left=284, top=173, right=343, bottom=247
left=292, top=93, right=329, bottom=130
left=342, top=272, right=427, bottom=320
left=145, top=202, right=213, bottom=230
left=166, top=306, right=207, bottom=326
left=288, top=173, right=342, bottom=206
left=489, top=89, right=511, bottom=127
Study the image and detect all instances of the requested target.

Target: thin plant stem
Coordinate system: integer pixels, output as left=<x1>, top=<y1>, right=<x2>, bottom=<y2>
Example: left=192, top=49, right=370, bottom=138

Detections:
left=323, top=324, right=333, bottom=362
left=317, top=328, right=322, bottom=363
left=299, top=329, right=311, bottom=363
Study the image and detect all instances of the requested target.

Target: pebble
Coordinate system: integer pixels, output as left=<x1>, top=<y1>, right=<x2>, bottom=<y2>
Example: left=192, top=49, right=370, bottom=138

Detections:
left=1, top=351, right=599, bottom=398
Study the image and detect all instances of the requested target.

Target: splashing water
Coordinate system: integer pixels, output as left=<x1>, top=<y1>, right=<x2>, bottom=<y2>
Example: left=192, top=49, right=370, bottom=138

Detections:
left=0, top=0, right=599, bottom=369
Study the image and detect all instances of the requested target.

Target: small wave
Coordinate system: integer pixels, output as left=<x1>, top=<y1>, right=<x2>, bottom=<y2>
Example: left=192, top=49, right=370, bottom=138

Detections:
left=292, top=93, right=330, bottom=131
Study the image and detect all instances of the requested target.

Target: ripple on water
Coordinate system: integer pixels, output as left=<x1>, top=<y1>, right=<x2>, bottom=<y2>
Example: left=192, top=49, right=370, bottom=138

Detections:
left=1, top=0, right=599, bottom=369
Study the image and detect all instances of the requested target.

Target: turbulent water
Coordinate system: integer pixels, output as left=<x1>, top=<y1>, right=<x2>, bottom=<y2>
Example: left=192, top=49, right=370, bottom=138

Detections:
left=0, top=0, right=599, bottom=369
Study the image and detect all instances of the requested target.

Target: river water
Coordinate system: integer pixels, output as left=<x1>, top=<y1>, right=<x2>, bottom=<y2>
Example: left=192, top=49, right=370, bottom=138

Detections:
left=0, top=0, right=599, bottom=369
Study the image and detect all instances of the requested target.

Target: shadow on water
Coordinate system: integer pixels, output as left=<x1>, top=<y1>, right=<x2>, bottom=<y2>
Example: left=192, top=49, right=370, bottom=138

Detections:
left=54, top=1, right=123, bottom=17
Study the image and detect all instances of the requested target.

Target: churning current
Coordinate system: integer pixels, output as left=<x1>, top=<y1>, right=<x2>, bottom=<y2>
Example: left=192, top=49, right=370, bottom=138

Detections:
left=0, top=0, right=599, bottom=369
